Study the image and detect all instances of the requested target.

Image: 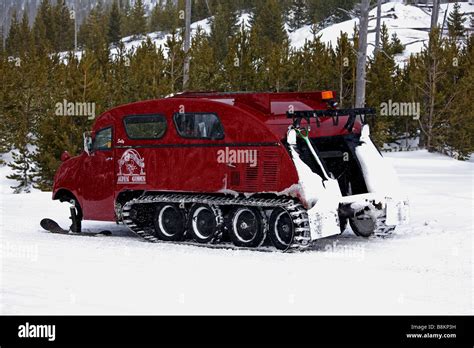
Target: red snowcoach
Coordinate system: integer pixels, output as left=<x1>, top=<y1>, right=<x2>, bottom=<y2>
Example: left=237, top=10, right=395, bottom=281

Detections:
left=48, top=91, right=408, bottom=251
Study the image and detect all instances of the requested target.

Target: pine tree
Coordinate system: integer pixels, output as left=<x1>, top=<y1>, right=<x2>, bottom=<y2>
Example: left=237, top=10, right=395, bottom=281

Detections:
left=288, top=0, right=308, bottom=32
left=165, top=29, right=184, bottom=93
left=366, top=24, right=399, bottom=146
left=129, top=0, right=147, bottom=38
left=411, top=28, right=453, bottom=151
left=128, top=38, right=170, bottom=99
left=0, top=26, right=4, bottom=54
left=389, top=33, right=404, bottom=55
left=251, top=0, right=287, bottom=50
left=7, top=145, right=36, bottom=193
left=222, top=24, right=257, bottom=91
left=6, top=11, right=20, bottom=56
left=161, top=0, right=180, bottom=32
left=189, top=28, right=219, bottom=91
left=108, top=0, right=122, bottom=46
left=149, top=3, right=163, bottom=31
left=18, top=9, right=33, bottom=55
left=33, top=0, right=57, bottom=54
left=79, top=3, right=108, bottom=62
left=334, top=31, right=356, bottom=108
left=192, top=0, right=210, bottom=23
left=447, top=2, right=466, bottom=40
left=209, top=1, right=238, bottom=62
left=446, top=35, right=474, bottom=159
left=52, top=0, right=74, bottom=52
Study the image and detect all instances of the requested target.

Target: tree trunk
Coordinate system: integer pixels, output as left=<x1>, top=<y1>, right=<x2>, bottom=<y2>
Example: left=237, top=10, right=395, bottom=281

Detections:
left=355, top=0, right=370, bottom=108
left=431, top=0, right=440, bottom=30
left=182, top=0, right=191, bottom=91
left=374, top=0, right=382, bottom=54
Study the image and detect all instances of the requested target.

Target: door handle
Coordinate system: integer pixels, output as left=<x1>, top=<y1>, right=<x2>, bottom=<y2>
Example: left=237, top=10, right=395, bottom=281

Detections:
left=106, top=157, right=113, bottom=161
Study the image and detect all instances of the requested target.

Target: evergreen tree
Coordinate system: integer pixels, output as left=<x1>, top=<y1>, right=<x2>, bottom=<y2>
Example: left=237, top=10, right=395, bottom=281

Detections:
left=5, top=11, right=20, bottom=56
left=223, top=24, right=258, bottom=91
left=209, top=1, right=238, bottom=62
left=447, top=2, right=466, bottom=40
left=52, top=0, right=74, bottom=52
left=7, top=145, right=36, bottom=193
left=149, top=3, right=164, bottom=31
left=164, top=29, right=184, bottom=93
left=33, top=0, right=52, bottom=54
left=389, top=33, right=404, bottom=55
left=288, top=0, right=308, bottom=32
left=0, top=26, right=4, bottom=54
left=447, top=35, right=474, bottom=159
left=128, top=38, right=170, bottom=99
left=251, top=0, right=287, bottom=50
left=287, top=33, right=334, bottom=92
left=411, top=28, right=452, bottom=151
left=366, top=24, right=399, bottom=146
left=129, top=0, right=147, bottom=37
left=334, top=31, right=356, bottom=107
left=79, top=3, right=108, bottom=60
left=18, top=9, right=33, bottom=55
left=192, top=0, right=211, bottom=23
left=108, top=0, right=122, bottom=46
left=189, top=28, right=220, bottom=91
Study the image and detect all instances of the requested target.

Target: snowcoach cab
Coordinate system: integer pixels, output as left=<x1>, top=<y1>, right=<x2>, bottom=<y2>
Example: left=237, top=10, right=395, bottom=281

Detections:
left=51, top=91, right=409, bottom=251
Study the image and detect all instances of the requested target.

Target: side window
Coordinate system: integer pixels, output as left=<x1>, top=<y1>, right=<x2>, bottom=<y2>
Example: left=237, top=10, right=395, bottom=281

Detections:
left=124, top=114, right=167, bottom=140
left=93, top=127, right=112, bottom=151
left=174, top=113, right=224, bottom=140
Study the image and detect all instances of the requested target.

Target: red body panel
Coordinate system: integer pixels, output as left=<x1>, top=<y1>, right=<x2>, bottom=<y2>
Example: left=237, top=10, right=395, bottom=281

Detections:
left=53, top=92, right=361, bottom=222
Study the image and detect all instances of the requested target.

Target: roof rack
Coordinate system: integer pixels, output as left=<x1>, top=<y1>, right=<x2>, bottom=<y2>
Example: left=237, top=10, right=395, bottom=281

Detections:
left=286, top=107, right=376, bottom=132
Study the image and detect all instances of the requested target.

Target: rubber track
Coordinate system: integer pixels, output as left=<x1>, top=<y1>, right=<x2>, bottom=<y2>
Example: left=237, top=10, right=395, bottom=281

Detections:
left=121, top=193, right=312, bottom=252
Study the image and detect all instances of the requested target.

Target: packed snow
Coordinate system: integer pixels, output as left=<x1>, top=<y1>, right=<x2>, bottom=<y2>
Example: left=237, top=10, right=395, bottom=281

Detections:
left=0, top=150, right=472, bottom=314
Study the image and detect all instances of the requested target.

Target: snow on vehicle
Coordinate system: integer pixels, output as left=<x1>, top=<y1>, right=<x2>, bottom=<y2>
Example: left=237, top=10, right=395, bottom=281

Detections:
left=45, top=91, right=409, bottom=251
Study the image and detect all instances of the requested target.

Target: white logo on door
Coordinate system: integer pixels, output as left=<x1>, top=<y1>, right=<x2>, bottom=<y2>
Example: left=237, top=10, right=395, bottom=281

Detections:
left=117, top=149, right=146, bottom=184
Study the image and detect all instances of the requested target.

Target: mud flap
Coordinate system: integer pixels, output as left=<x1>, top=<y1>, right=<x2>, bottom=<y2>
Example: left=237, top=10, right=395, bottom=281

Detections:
left=385, top=197, right=410, bottom=226
left=307, top=209, right=341, bottom=239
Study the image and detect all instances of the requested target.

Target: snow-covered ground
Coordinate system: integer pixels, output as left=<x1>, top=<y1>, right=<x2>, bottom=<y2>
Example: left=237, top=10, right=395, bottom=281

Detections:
left=0, top=150, right=472, bottom=314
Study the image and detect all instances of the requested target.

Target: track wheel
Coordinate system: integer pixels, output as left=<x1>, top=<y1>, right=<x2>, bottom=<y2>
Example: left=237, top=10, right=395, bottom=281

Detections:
left=153, top=204, right=186, bottom=241
left=349, top=215, right=376, bottom=237
left=188, top=204, right=222, bottom=243
left=269, top=208, right=294, bottom=250
left=228, top=207, right=266, bottom=248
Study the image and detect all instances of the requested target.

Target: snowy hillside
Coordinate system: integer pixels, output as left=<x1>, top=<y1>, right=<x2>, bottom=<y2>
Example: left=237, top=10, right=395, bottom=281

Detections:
left=293, top=1, right=474, bottom=66
left=0, top=150, right=472, bottom=314
left=60, top=1, right=474, bottom=65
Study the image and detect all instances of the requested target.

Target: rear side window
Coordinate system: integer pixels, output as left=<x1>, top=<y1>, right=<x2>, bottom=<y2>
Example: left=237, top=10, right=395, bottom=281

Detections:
left=174, top=113, right=224, bottom=140
left=93, top=127, right=112, bottom=151
left=124, top=115, right=167, bottom=139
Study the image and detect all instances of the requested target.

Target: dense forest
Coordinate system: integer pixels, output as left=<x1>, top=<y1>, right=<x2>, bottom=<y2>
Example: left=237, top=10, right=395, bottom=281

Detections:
left=0, top=0, right=473, bottom=193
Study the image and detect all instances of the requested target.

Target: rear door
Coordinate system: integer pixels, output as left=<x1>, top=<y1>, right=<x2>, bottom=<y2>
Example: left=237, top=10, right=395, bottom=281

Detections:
left=81, top=126, right=116, bottom=221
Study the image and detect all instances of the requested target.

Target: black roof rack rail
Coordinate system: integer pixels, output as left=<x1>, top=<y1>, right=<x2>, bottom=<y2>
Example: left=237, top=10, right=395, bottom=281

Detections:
left=286, top=107, right=376, bottom=132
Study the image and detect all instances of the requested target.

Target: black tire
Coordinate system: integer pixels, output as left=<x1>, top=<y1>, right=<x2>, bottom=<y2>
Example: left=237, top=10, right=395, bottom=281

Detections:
left=153, top=204, right=186, bottom=241
left=268, top=208, right=294, bottom=250
left=349, top=216, right=376, bottom=237
left=188, top=204, right=222, bottom=243
left=227, top=207, right=266, bottom=248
